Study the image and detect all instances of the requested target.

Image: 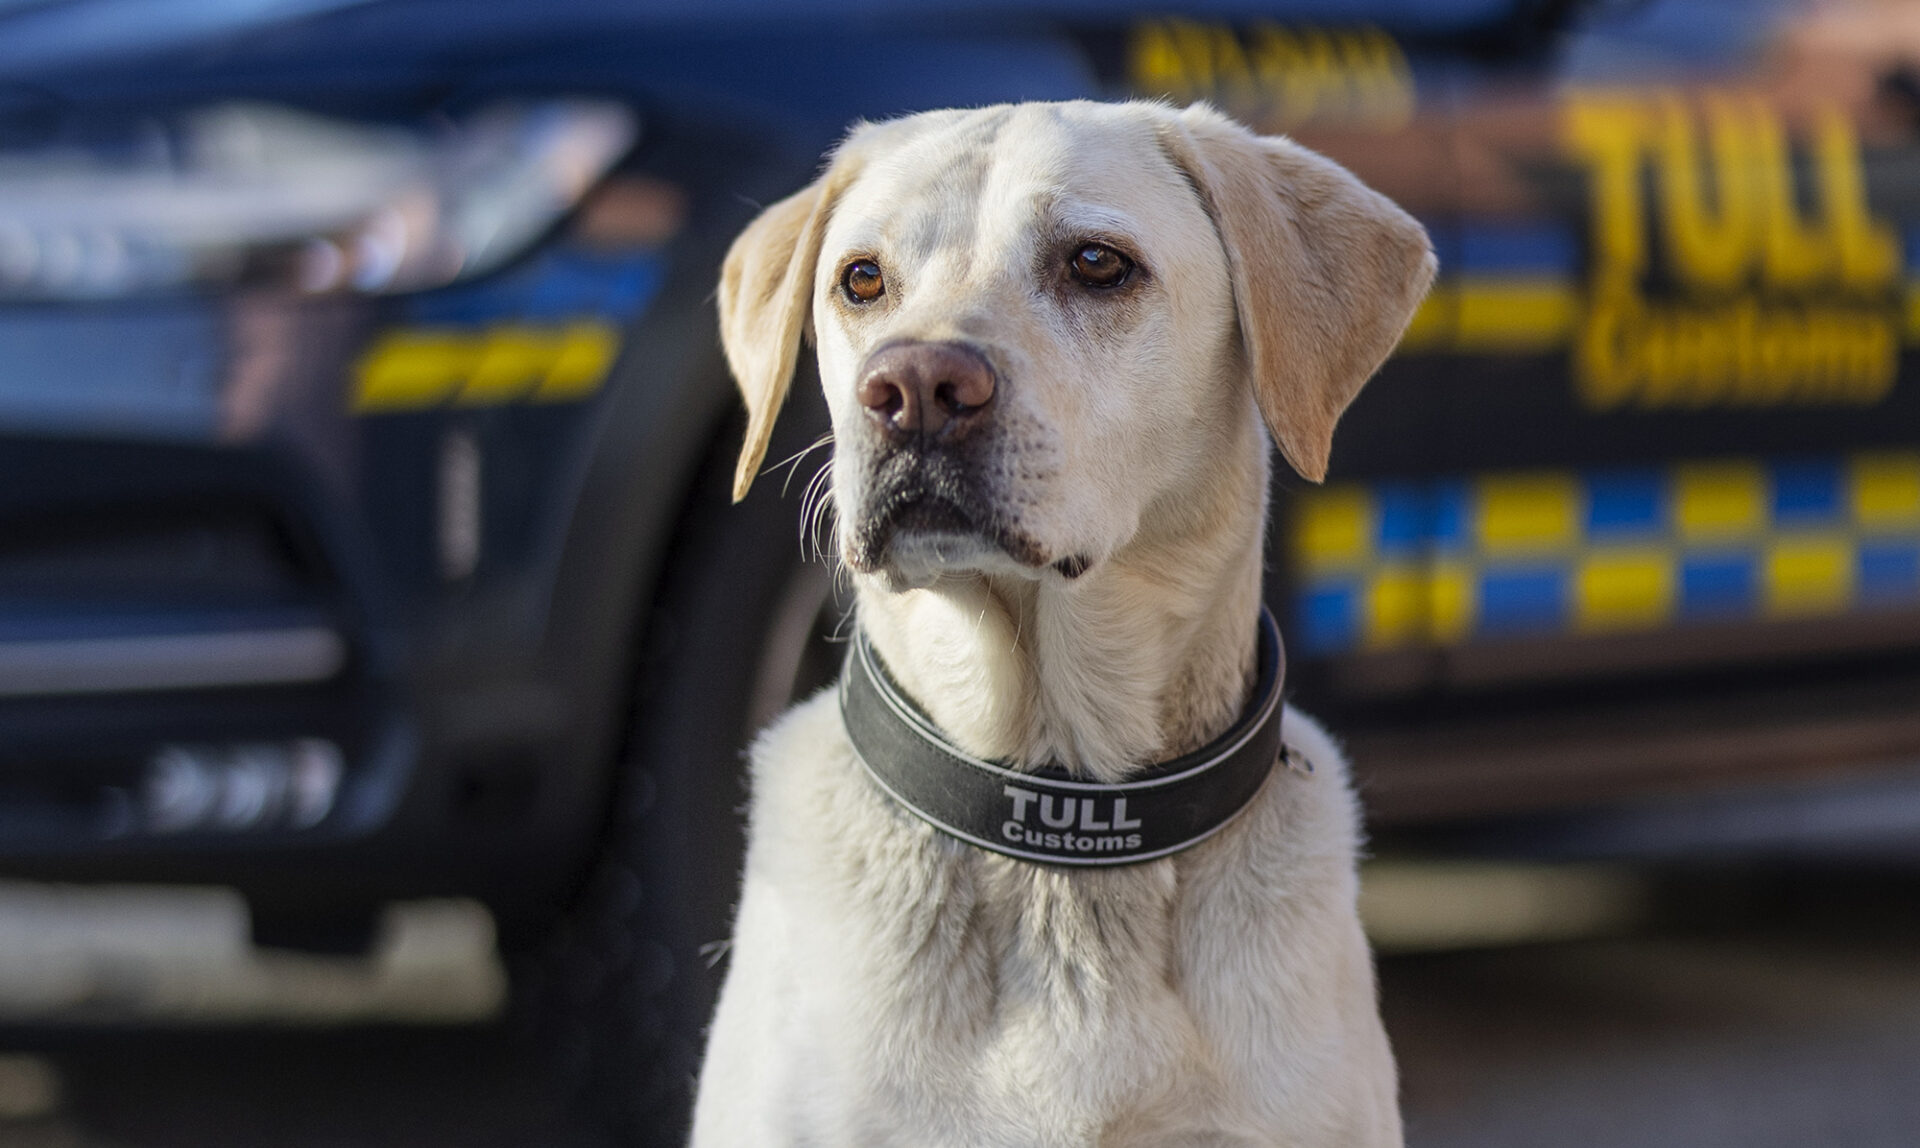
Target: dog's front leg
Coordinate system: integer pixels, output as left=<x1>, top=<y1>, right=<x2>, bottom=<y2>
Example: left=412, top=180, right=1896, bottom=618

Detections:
left=689, top=876, right=806, bottom=1147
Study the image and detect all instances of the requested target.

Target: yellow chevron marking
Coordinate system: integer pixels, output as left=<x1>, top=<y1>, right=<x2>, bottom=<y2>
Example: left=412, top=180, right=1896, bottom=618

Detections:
left=353, top=321, right=621, bottom=413
left=457, top=326, right=556, bottom=406
left=536, top=323, right=622, bottom=401
left=351, top=332, right=472, bottom=413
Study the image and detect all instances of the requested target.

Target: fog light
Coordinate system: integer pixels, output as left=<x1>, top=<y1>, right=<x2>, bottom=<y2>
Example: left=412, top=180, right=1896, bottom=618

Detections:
left=144, top=740, right=343, bottom=834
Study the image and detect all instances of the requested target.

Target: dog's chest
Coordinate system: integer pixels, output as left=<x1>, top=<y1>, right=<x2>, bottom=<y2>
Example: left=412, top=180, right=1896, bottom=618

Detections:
left=754, top=697, right=1229, bottom=1143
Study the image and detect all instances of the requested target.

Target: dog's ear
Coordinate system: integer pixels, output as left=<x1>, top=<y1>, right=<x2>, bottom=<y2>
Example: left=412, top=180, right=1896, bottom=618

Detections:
left=718, top=153, right=863, bottom=502
left=1161, top=105, right=1436, bottom=482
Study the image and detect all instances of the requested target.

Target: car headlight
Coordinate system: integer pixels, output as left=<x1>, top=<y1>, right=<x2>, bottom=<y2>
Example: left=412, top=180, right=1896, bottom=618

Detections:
left=0, top=98, right=637, bottom=300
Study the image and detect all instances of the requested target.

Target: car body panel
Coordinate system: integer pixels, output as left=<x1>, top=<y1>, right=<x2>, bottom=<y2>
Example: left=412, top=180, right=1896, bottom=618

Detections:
left=3, top=1, right=1919, bottom=933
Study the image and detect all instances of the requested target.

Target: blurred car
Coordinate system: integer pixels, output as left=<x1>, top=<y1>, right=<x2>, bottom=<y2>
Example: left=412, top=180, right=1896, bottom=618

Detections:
left=3, top=0, right=1919, bottom=1140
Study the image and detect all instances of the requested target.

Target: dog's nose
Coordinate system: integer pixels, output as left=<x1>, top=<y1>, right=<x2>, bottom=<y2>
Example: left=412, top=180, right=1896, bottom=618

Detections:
left=856, top=341, right=996, bottom=443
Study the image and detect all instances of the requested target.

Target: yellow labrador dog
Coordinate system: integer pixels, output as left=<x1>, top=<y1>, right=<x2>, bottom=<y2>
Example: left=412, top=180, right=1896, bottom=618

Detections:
left=694, top=101, right=1434, bottom=1146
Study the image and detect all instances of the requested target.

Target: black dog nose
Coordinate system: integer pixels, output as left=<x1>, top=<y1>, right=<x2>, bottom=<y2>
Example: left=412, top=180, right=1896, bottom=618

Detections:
left=856, top=341, right=996, bottom=443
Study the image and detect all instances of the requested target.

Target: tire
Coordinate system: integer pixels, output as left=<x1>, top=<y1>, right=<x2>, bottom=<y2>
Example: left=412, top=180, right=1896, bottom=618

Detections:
left=518, top=379, right=838, bottom=1145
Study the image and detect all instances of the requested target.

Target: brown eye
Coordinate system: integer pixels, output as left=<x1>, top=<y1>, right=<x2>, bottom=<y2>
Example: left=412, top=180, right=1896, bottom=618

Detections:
left=1068, top=243, right=1133, bottom=289
left=843, top=258, right=885, bottom=303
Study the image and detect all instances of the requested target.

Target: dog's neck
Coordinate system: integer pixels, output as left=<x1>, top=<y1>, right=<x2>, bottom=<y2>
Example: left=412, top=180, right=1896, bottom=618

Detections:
left=852, top=430, right=1272, bottom=784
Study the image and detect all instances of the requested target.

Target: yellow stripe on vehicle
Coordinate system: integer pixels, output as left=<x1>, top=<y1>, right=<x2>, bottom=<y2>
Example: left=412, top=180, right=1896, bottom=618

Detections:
left=1364, top=563, right=1423, bottom=648
left=1673, top=461, right=1766, bottom=541
left=1574, top=548, right=1675, bottom=632
left=1763, top=533, right=1854, bottom=617
left=1852, top=452, right=1920, bottom=529
left=353, top=320, right=622, bottom=414
left=1400, top=277, right=1920, bottom=359
left=352, top=332, right=474, bottom=413
left=1451, top=280, right=1579, bottom=351
left=1295, top=486, right=1375, bottom=572
left=1477, top=472, right=1581, bottom=555
left=1427, top=559, right=1477, bottom=642
left=456, top=326, right=558, bottom=406
left=535, top=323, right=622, bottom=402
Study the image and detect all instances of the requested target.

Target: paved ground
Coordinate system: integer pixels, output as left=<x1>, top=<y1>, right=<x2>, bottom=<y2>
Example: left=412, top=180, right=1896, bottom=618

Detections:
left=1387, top=924, right=1920, bottom=1146
left=0, top=866, right=1913, bottom=1146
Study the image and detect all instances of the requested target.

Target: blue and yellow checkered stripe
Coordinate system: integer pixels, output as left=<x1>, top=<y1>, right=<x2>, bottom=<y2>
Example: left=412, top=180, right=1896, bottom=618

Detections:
left=1292, top=452, right=1920, bottom=655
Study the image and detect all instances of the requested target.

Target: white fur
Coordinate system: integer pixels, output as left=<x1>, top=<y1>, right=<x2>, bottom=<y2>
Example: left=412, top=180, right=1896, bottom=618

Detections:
left=695, top=101, right=1432, bottom=1147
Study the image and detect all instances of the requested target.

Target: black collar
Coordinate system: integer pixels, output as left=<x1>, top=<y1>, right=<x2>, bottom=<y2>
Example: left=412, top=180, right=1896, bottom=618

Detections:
left=839, top=607, right=1289, bottom=867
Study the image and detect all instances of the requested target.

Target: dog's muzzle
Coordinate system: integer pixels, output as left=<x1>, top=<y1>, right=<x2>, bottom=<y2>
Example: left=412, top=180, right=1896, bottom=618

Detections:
left=845, top=340, right=1051, bottom=574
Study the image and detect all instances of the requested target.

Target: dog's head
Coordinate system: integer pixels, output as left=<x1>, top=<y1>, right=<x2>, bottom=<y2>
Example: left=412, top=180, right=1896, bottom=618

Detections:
left=720, top=102, right=1434, bottom=588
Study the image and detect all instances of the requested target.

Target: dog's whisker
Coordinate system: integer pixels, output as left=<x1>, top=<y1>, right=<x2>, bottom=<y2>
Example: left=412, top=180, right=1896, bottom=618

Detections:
left=801, top=464, right=838, bottom=565
left=775, top=431, right=835, bottom=498
left=825, top=573, right=859, bottom=643
left=809, top=477, right=840, bottom=565
left=797, top=458, right=835, bottom=561
left=828, top=555, right=856, bottom=607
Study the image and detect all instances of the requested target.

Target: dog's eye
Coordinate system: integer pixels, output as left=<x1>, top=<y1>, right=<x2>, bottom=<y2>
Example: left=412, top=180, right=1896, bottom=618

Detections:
left=1067, top=244, right=1133, bottom=289
left=842, top=259, right=885, bottom=303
